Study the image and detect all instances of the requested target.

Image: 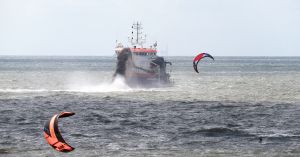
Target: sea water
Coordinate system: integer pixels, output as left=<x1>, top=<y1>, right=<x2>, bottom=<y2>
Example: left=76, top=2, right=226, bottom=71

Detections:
left=0, top=56, right=300, bottom=156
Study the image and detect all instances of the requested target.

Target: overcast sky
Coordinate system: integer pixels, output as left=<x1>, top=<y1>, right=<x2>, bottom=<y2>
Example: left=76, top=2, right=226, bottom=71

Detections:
left=0, top=0, right=299, bottom=56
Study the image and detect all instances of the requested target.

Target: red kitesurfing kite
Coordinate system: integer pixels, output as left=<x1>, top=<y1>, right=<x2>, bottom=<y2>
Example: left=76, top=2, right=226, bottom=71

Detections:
left=193, top=53, right=214, bottom=73
left=43, top=112, right=75, bottom=152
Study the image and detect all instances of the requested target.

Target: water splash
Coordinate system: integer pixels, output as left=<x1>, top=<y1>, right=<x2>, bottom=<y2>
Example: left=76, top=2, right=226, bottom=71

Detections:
left=66, top=74, right=133, bottom=93
left=0, top=74, right=169, bottom=93
left=0, top=75, right=133, bottom=93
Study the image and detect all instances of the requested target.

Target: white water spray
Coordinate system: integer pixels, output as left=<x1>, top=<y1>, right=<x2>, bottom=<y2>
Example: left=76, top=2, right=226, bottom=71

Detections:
left=66, top=74, right=133, bottom=93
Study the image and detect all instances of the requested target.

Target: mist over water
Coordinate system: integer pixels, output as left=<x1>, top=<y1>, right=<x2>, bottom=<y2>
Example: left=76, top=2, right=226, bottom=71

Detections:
left=0, top=56, right=300, bottom=156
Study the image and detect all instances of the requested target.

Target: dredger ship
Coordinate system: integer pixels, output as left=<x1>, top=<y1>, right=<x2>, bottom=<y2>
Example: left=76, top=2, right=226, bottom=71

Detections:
left=114, top=22, right=172, bottom=87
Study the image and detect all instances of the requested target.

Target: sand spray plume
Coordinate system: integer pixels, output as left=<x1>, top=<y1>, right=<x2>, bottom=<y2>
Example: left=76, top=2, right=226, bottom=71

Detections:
left=113, top=48, right=132, bottom=78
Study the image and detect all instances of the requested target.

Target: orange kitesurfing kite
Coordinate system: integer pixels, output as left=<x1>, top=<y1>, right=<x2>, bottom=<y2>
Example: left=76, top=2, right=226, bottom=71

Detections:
left=43, top=112, right=75, bottom=152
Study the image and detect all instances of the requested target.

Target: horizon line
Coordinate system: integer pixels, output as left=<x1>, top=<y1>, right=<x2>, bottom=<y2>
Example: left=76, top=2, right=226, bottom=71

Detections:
left=0, top=55, right=300, bottom=57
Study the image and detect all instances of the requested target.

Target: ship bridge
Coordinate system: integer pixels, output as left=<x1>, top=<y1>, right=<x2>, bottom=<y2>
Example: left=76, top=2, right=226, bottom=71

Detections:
left=130, top=48, right=157, bottom=56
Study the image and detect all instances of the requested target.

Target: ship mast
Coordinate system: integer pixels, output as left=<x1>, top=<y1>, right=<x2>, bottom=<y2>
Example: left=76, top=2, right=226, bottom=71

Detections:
left=130, top=22, right=146, bottom=47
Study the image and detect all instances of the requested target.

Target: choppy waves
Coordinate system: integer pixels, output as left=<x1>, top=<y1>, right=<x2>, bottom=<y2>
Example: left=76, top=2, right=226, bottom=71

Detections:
left=1, top=56, right=300, bottom=156
left=1, top=95, right=300, bottom=156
